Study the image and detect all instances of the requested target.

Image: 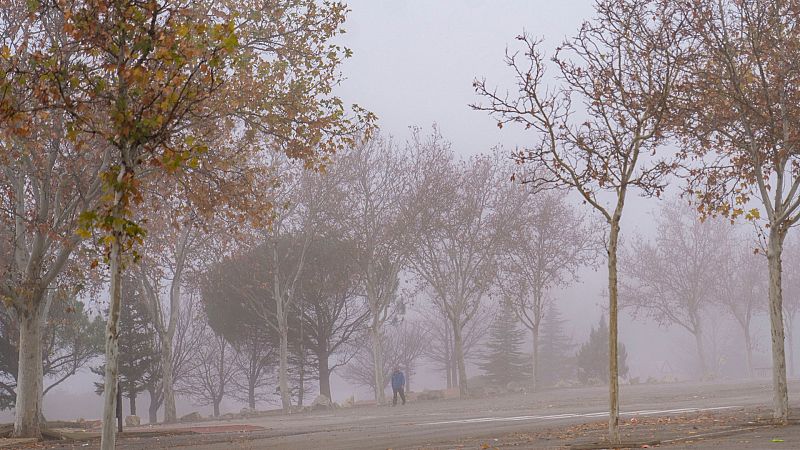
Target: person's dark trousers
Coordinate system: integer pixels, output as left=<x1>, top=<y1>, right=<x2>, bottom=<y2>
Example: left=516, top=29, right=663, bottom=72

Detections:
left=392, top=387, right=406, bottom=406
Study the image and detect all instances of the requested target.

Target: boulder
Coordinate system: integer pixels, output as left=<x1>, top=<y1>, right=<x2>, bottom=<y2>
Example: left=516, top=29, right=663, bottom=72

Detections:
left=311, top=394, right=332, bottom=410
left=180, top=411, right=202, bottom=423
left=124, top=415, right=141, bottom=427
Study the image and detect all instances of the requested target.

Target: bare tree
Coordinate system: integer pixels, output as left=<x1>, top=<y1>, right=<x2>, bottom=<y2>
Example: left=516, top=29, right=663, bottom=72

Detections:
left=406, top=148, right=514, bottom=398
left=177, top=315, right=237, bottom=418
left=621, top=200, right=730, bottom=378
left=342, top=321, right=428, bottom=395
left=422, top=302, right=492, bottom=390
left=230, top=325, right=276, bottom=410
left=297, top=238, right=368, bottom=399
left=142, top=288, right=205, bottom=424
left=501, top=190, right=596, bottom=391
left=473, top=0, right=686, bottom=439
left=713, top=237, right=765, bottom=379
left=264, top=169, right=322, bottom=412
left=137, top=220, right=198, bottom=423
left=333, top=133, right=413, bottom=404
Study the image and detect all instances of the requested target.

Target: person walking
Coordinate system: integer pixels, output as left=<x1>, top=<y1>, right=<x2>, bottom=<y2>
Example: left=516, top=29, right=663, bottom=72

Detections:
left=391, top=367, right=406, bottom=406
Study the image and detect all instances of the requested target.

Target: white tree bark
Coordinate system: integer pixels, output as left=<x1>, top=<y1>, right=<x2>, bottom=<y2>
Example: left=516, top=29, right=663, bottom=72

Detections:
left=277, top=308, right=291, bottom=411
left=693, top=326, right=708, bottom=379
left=272, top=238, right=294, bottom=412
left=607, top=215, right=621, bottom=444
left=767, top=227, right=789, bottom=422
left=13, top=299, right=45, bottom=438
left=531, top=326, right=539, bottom=392
left=370, top=323, right=386, bottom=404
left=163, top=228, right=190, bottom=423
left=100, top=234, right=123, bottom=450
left=451, top=315, right=468, bottom=398
left=138, top=225, right=192, bottom=423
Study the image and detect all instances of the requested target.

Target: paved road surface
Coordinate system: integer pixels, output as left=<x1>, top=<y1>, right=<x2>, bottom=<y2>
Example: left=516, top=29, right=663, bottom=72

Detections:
left=38, top=379, right=799, bottom=449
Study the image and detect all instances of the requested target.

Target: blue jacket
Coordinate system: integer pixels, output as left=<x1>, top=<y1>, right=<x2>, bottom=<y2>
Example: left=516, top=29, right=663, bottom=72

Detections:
left=391, top=371, right=405, bottom=389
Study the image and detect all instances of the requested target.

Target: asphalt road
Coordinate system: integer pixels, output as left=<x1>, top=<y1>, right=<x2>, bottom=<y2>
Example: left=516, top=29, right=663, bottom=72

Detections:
left=38, top=379, right=799, bottom=449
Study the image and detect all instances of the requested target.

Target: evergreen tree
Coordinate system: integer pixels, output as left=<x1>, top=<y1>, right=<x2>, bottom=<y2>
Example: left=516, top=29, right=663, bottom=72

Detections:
left=93, top=277, right=161, bottom=416
left=538, top=305, right=575, bottom=386
left=576, top=316, right=629, bottom=384
left=478, top=307, right=530, bottom=385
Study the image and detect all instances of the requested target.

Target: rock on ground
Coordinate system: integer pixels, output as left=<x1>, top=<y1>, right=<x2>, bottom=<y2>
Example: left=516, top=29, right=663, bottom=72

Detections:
left=311, top=394, right=333, bottom=410
left=125, top=415, right=141, bottom=427
left=180, top=411, right=202, bottom=422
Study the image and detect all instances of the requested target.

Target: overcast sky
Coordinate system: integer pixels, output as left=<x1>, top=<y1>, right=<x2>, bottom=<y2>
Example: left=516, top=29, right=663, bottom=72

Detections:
left=337, top=0, right=596, bottom=157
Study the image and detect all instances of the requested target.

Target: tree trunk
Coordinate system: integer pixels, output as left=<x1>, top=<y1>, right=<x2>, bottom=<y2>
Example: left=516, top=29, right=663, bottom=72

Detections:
left=445, top=360, right=453, bottom=389
left=532, top=326, right=540, bottom=392
left=147, top=388, right=159, bottom=424
left=444, top=318, right=455, bottom=389
left=298, top=309, right=306, bottom=407
left=452, top=317, right=468, bottom=398
left=101, top=234, right=123, bottom=450
left=277, top=313, right=291, bottom=412
left=129, top=391, right=137, bottom=416
left=160, top=337, right=176, bottom=423
left=744, top=325, right=755, bottom=379
left=248, top=384, right=256, bottom=410
left=767, top=226, right=789, bottom=423
left=213, top=400, right=220, bottom=418
left=451, top=350, right=458, bottom=388
left=693, top=326, right=708, bottom=380
left=785, top=312, right=795, bottom=378
left=298, top=349, right=305, bottom=407
left=370, top=324, right=386, bottom=404
left=318, top=352, right=331, bottom=399
left=607, top=216, right=621, bottom=443
left=13, top=300, right=45, bottom=438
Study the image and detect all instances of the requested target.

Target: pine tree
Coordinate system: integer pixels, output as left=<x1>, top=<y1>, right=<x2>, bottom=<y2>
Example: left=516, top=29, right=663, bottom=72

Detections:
left=93, top=277, right=161, bottom=416
left=478, top=308, right=530, bottom=386
left=538, top=305, right=575, bottom=386
left=576, top=316, right=629, bottom=384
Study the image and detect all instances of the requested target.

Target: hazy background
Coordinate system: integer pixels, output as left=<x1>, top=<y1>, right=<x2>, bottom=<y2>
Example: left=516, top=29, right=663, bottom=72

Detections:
left=6, top=0, right=775, bottom=422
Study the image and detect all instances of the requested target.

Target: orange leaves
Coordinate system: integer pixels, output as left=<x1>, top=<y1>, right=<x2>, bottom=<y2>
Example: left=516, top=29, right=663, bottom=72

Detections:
left=5, top=0, right=372, bottom=266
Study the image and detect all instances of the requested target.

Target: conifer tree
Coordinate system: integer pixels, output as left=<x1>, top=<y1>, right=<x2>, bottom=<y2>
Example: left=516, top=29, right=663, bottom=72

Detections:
left=538, top=305, right=575, bottom=386
left=478, top=307, right=530, bottom=386
left=94, top=278, right=161, bottom=416
left=576, top=317, right=628, bottom=384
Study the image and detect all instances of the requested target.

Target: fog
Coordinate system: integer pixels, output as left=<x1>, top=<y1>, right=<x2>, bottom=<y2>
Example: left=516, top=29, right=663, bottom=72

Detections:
left=1, top=3, right=796, bottom=447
